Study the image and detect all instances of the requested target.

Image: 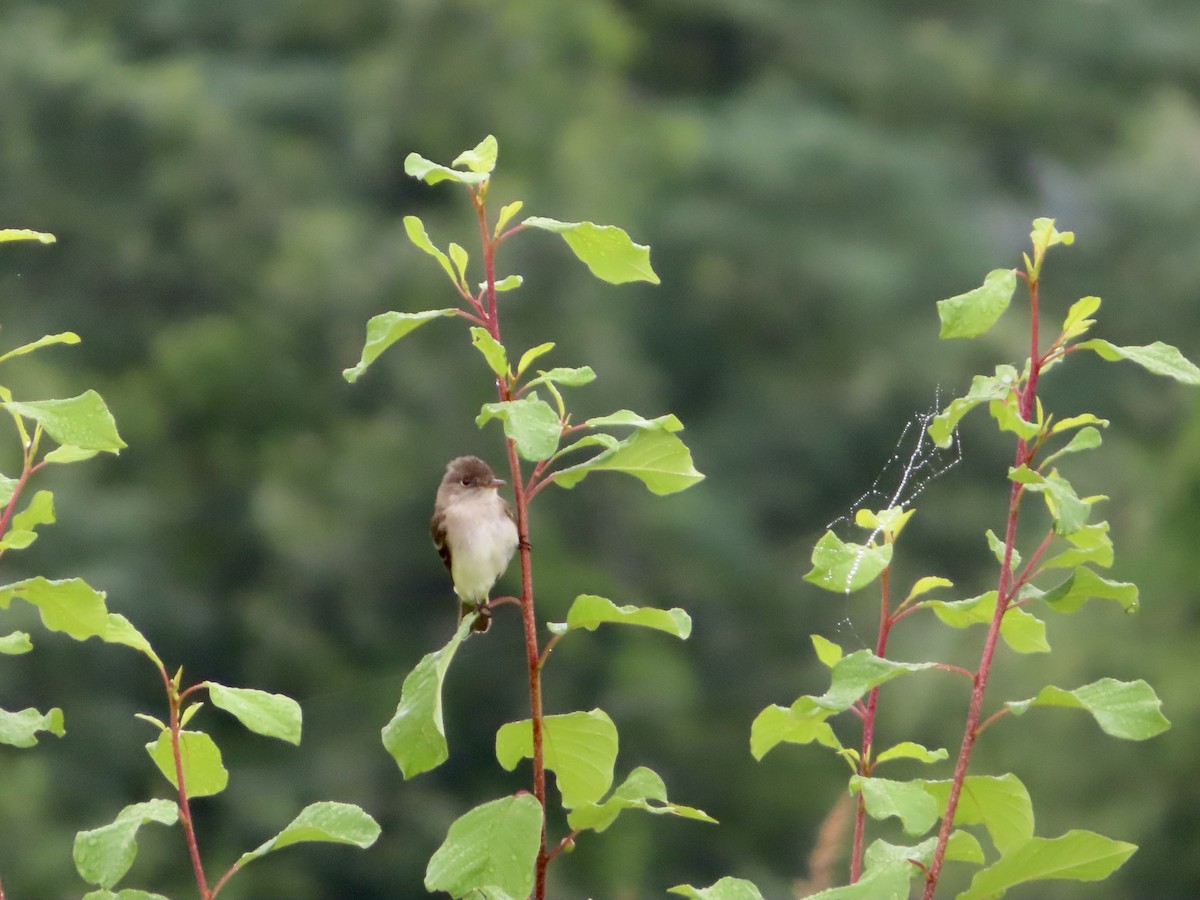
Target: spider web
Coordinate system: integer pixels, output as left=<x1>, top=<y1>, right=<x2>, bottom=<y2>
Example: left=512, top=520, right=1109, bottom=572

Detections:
left=826, top=392, right=963, bottom=603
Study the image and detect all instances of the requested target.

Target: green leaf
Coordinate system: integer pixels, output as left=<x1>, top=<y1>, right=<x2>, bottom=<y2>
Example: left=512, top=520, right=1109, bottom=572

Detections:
left=424, top=795, right=543, bottom=900
left=922, top=592, right=1050, bottom=654
left=102, top=614, right=163, bottom=667
left=448, top=242, right=469, bottom=287
left=476, top=394, right=561, bottom=461
left=0, top=576, right=109, bottom=640
left=0, top=630, right=32, bottom=654
left=402, top=216, right=457, bottom=282
left=1042, top=425, right=1103, bottom=467
left=0, top=706, right=64, bottom=747
left=83, top=890, right=172, bottom=900
left=1040, top=566, right=1138, bottom=613
left=904, top=576, right=953, bottom=603
left=515, top=342, right=555, bottom=377
left=863, top=832, right=984, bottom=870
left=452, top=135, right=499, bottom=175
left=489, top=274, right=523, bottom=292
left=958, top=830, right=1136, bottom=900
left=0, top=332, right=80, bottom=365
left=551, top=426, right=703, bottom=495
left=803, top=530, right=893, bottom=594
left=855, top=777, right=939, bottom=835
left=568, top=766, right=716, bottom=834
left=496, top=709, right=617, bottom=808
left=522, top=217, right=660, bottom=284
left=930, top=365, right=1019, bottom=446
left=342, top=308, right=458, bottom=382
left=523, top=366, right=597, bottom=391
left=749, top=703, right=842, bottom=760
left=1061, top=295, right=1101, bottom=342
left=584, top=409, right=683, bottom=431
left=811, top=634, right=843, bottom=668
left=43, top=444, right=101, bottom=464
left=237, top=801, right=380, bottom=867
left=146, top=730, right=228, bottom=798
left=668, top=877, right=766, bottom=899
left=1041, top=523, right=1114, bottom=570
left=988, top=394, right=1040, bottom=441
left=984, top=529, right=1020, bottom=570
left=206, top=683, right=302, bottom=745
left=875, top=741, right=948, bottom=766
left=1078, top=338, right=1200, bottom=385
left=548, top=594, right=692, bottom=639
left=73, top=800, right=178, bottom=889
left=1010, top=466, right=1096, bottom=535
left=469, top=327, right=509, bottom=377
left=798, top=866, right=912, bottom=900
left=495, top=200, right=524, bottom=236
left=1007, top=678, right=1169, bottom=740
left=404, top=152, right=490, bottom=186
left=923, top=773, right=1034, bottom=854
left=1, top=489, right=55, bottom=551
left=5, top=391, right=126, bottom=453
left=382, top=621, right=470, bottom=778
left=0, top=228, right=56, bottom=244
left=937, top=268, right=1018, bottom=339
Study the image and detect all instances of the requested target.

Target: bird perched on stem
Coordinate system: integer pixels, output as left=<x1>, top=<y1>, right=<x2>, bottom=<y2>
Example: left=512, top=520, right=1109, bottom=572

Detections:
left=430, top=456, right=518, bottom=632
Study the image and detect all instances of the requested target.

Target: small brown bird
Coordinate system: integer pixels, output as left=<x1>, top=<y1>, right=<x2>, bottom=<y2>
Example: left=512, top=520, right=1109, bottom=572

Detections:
left=430, top=456, right=518, bottom=631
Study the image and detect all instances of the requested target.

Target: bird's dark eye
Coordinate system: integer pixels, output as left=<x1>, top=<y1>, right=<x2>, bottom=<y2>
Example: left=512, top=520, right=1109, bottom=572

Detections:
left=461, top=477, right=471, bottom=486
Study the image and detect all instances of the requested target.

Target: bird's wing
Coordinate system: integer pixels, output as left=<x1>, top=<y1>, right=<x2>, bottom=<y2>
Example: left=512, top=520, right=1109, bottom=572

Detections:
left=430, top=511, right=453, bottom=573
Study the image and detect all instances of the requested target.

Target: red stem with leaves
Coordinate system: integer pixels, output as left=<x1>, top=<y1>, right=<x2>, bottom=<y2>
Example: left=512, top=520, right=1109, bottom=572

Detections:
left=919, top=271, right=1043, bottom=898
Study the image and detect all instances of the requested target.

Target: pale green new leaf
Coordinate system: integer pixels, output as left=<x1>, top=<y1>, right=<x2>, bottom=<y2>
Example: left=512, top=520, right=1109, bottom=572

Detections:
left=749, top=702, right=841, bottom=760
left=922, top=773, right=1034, bottom=854
left=448, top=242, right=469, bottom=287
left=496, top=709, right=617, bottom=808
left=102, top=614, right=163, bottom=667
left=424, top=795, right=543, bottom=900
left=237, top=801, right=380, bottom=867
left=1061, top=295, right=1101, bottom=342
left=382, top=621, right=470, bottom=778
left=73, top=799, right=178, bottom=889
left=342, top=308, right=458, bottom=382
left=0, top=229, right=55, bottom=244
left=476, top=394, right=561, bottom=461
left=523, top=366, right=597, bottom=391
left=567, top=766, right=716, bottom=834
left=905, top=576, right=953, bottom=603
left=930, top=365, right=1019, bottom=446
left=811, top=634, right=843, bottom=668
left=875, top=741, right=948, bottom=766
left=0, top=576, right=109, bottom=640
left=551, top=426, right=703, bottom=495
left=452, top=135, right=499, bottom=174
left=207, top=683, right=302, bottom=745
left=548, top=594, right=691, bottom=639
left=489, top=274, right=523, bottom=291
left=988, top=395, right=1040, bottom=441
left=402, top=216, right=457, bottom=283
left=469, top=327, right=509, bottom=377
left=937, top=268, right=1018, bottom=339
left=922, top=592, right=1049, bottom=654
left=1040, top=566, right=1138, bottom=613
left=522, top=217, right=660, bottom=284
left=516, top=341, right=554, bottom=377
left=146, top=730, right=228, bottom=798
left=1042, top=426, right=1103, bottom=467
left=803, top=530, right=893, bottom=594
left=404, top=153, right=489, bottom=186
left=0, top=331, right=80, bottom=365
left=855, top=776, right=940, bottom=835
left=1007, top=678, right=1168, bottom=740
left=958, top=830, right=1136, bottom=900
left=1, top=489, right=55, bottom=551
left=668, top=877, right=766, bottom=899
left=5, top=391, right=126, bottom=453
left=495, top=200, right=524, bottom=237
left=0, top=706, right=64, bottom=747
left=1078, top=339, right=1200, bottom=385
left=0, top=631, right=32, bottom=654
left=1041, top=523, right=1114, bottom=570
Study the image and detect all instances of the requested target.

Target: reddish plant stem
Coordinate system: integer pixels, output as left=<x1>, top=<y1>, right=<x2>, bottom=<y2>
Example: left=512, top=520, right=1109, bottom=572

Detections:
left=160, top=666, right=211, bottom=900
left=923, top=272, right=1042, bottom=899
left=474, top=188, right=549, bottom=899
left=851, top=566, right=892, bottom=882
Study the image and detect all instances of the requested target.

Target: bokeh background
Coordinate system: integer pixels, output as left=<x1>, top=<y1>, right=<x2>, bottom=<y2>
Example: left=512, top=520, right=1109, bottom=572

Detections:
left=1, top=1, right=1199, bottom=898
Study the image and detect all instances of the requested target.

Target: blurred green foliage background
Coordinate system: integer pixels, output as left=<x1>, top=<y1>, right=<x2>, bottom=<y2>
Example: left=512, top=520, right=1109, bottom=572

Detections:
left=1, top=1, right=1199, bottom=897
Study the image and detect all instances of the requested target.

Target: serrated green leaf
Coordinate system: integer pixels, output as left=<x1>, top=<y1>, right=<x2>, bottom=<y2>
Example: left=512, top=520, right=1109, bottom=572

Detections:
left=0, top=706, right=64, bottom=747
left=1040, top=566, right=1138, bottom=613
left=5, top=391, right=125, bottom=453
left=567, top=765, right=716, bottom=834
left=73, top=800, right=178, bottom=889
left=550, top=594, right=692, bottom=639
left=958, top=830, right=1135, bottom=900
left=855, top=776, right=940, bottom=835
left=667, top=877, right=766, bottom=899
left=1061, top=295, right=1101, bottom=342
left=937, top=268, right=1018, bottom=339
left=803, top=530, right=893, bottom=594
left=424, top=795, right=543, bottom=900
left=930, top=365, right=1019, bottom=446
left=516, top=342, right=554, bottom=377
left=522, top=217, right=659, bottom=284
left=146, top=730, right=228, bottom=798
left=875, top=741, right=949, bottom=766
left=404, top=152, right=490, bottom=186
left=496, top=709, right=617, bottom=808
left=0, top=576, right=109, bottom=640
left=343, top=308, right=458, bottom=382
left=551, top=426, right=702, bottom=495
left=476, top=394, right=561, bottom=461
left=923, top=773, right=1034, bottom=854
left=1007, top=678, right=1168, bottom=740
left=207, top=683, right=302, bottom=745
left=452, top=135, right=499, bottom=174
left=1078, top=338, right=1200, bottom=385
left=0, top=331, right=80, bottom=365
left=237, top=801, right=380, bottom=867
left=469, top=327, right=509, bottom=377
left=382, top=621, right=470, bottom=778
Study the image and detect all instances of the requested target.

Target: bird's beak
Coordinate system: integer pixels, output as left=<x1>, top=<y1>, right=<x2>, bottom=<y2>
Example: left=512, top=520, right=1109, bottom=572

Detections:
left=489, top=477, right=505, bottom=488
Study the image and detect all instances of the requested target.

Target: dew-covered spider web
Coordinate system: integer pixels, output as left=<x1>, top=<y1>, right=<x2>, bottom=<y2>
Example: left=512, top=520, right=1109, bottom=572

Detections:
left=825, top=393, right=963, bottom=637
